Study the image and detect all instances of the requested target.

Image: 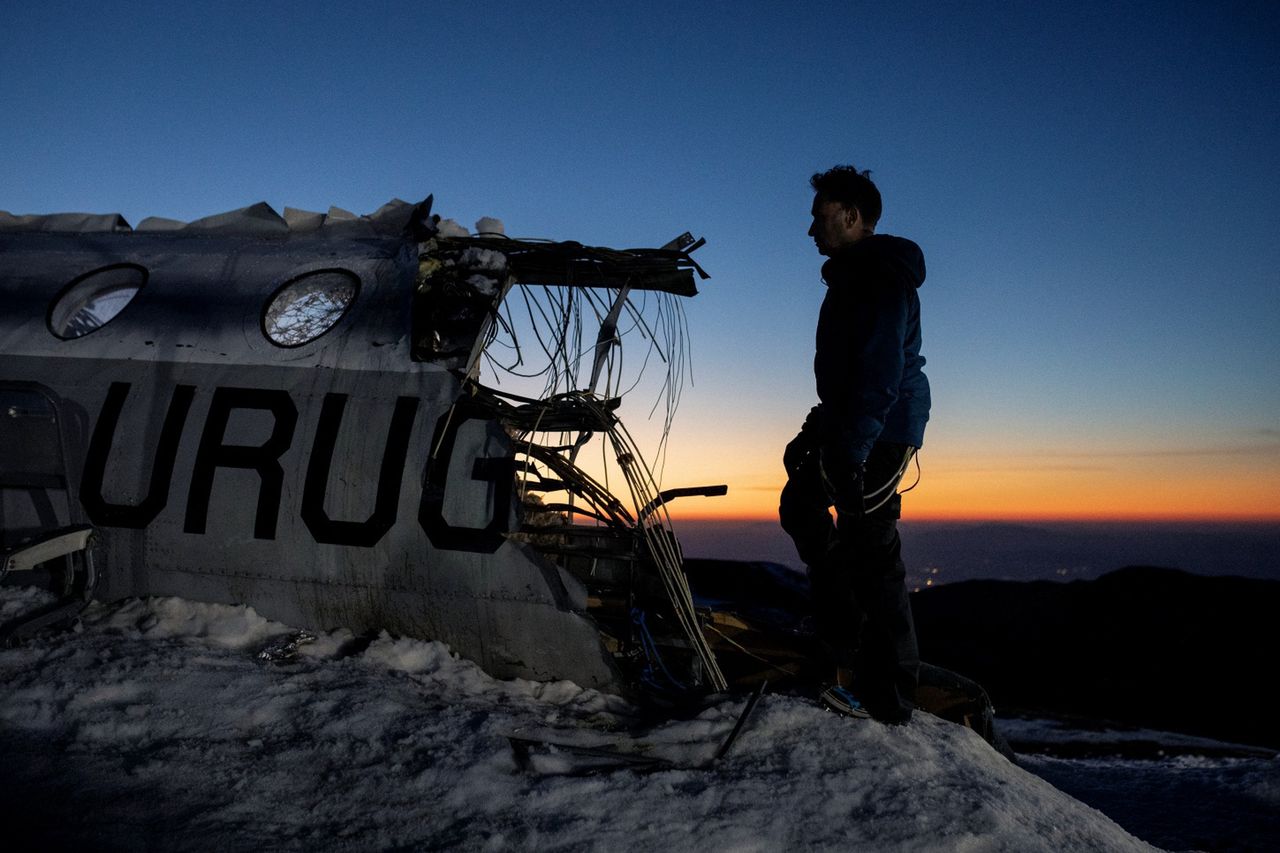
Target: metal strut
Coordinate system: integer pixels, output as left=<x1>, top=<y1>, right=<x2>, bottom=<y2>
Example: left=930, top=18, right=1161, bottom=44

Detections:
left=0, top=524, right=98, bottom=644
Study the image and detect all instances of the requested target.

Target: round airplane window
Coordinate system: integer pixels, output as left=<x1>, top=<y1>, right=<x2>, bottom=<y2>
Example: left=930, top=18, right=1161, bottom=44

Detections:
left=48, top=264, right=147, bottom=340
left=263, top=269, right=359, bottom=347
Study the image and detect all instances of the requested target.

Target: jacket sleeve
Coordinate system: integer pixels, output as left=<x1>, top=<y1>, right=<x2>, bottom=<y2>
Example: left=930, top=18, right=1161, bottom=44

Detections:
left=825, top=272, right=911, bottom=463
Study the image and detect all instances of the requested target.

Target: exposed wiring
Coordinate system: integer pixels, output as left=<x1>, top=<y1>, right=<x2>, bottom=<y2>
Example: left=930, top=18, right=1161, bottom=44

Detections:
left=864, top=447, right=919, bottom=514
left=632, top=608, right=691, bottom=693
left=477, top=279, right=692, bottom=471
left=447, top=235, right=720, bottom=692
left=702, top=623, right=802, bottom=679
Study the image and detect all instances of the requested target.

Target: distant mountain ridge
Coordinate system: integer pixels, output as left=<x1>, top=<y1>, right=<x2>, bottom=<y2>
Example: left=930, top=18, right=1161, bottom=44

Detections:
left=911, top=566, right=1280, bottom=749
left=677, top=519, right=1280, bottom=585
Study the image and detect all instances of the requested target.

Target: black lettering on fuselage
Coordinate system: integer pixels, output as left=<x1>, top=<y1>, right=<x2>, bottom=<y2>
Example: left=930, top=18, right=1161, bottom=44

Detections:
left=81, top=381, right=196, bottom=528
left=419, top=402, right=515, bottom=553
left=301, top=393, right=420, bottom=547
left=80, top=383, right=517, bottom=552
left=184, top=387, right=297, bottom=539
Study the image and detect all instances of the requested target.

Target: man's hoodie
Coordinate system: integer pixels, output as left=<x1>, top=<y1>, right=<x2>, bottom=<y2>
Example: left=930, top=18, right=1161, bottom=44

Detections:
left=814, top=233, right=930, bottom=463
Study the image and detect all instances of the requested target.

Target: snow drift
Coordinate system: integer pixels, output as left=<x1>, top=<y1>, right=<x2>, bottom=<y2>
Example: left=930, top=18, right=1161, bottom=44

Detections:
left=0, top=585, right=1155, bottom=851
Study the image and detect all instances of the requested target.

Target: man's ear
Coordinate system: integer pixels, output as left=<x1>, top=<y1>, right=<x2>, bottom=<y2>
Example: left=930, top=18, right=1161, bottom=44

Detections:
left=844, top=206, right=861, bottom=228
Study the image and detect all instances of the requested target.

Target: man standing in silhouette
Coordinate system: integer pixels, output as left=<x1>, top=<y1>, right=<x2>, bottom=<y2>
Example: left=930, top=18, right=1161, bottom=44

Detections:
left=780, top=165, right=929, bottom=723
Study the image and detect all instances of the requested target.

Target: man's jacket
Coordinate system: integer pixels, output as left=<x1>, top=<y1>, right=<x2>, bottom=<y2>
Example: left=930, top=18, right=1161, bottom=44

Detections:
left=814, top=234, right=930, bottom=463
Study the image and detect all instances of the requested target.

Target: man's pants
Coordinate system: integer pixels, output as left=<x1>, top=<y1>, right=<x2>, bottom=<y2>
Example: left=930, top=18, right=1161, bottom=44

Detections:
left=779, top=441, right=920, bottom=717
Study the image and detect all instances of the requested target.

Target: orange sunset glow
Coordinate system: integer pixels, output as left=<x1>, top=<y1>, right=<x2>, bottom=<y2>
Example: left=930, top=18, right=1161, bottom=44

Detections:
left=659, top=449, right=1280, bottom=523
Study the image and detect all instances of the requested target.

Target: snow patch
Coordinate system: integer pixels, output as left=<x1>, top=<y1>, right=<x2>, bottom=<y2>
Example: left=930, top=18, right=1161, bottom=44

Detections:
left=435, top=218, right=469, bottom=237
left=459, top=245, right=508, bottom=272
left=92, top=595, right=288, bottom=649
left=360, top=631, right=458, bottom=675
left=0, top=584, right=56, bottom=620
left=0, top=585, right=1160, bottom=851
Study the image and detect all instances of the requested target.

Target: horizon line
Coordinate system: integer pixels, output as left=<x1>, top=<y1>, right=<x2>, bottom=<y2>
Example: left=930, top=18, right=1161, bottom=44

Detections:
left=668, top=514, right=1280, bottom=525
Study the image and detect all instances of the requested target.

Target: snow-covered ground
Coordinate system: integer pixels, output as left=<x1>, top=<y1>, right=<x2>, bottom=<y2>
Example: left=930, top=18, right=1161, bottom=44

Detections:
left=0, top=585, right=1168, bottom=851
left=1001, top=717, right=1279, bottom=853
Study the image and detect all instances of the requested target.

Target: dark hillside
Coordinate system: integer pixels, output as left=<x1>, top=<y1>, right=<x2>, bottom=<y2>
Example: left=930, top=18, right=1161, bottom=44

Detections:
left=911, top=566, right=1280, bottom=748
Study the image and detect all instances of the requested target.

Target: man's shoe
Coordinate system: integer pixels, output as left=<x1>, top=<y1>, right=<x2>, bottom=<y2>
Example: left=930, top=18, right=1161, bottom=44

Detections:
left=819, top=685, right=871, bottom=718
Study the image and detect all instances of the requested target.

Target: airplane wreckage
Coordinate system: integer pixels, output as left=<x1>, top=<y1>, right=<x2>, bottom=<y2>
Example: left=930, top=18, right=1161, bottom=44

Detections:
left=0, top=197, right=1004, bottom=750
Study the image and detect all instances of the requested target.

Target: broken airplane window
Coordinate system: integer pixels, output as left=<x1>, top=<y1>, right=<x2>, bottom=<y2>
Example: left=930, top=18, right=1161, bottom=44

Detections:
left=47, top=264, right=147, bottom=340
left=262, top=269, right=359, bottom=347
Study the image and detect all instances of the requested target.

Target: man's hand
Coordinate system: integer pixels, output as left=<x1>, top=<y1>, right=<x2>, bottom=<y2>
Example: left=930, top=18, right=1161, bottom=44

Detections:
left=784, top=432, right=815, bottom=475
left=819, top=442, right=865, bottom=527
left=783, top=406, right=824, bottom=476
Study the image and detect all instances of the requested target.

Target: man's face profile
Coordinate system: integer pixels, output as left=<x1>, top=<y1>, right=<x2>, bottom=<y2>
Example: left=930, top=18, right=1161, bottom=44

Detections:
left=808, top=194, right=864, bottom=256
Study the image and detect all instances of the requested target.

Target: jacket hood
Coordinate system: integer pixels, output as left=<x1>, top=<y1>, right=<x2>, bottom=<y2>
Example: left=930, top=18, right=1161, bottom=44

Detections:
left=822, top=234, right=926, bottom=289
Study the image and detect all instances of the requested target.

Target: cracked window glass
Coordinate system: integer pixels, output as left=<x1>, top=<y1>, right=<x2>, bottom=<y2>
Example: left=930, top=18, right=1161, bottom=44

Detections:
left=263, top=270, right=358, bottom=347
left=48, top=264, right=146, bottom=340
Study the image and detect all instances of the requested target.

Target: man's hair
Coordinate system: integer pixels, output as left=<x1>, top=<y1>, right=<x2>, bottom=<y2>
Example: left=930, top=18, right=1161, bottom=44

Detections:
left=810, top=165, right=882, bottom=228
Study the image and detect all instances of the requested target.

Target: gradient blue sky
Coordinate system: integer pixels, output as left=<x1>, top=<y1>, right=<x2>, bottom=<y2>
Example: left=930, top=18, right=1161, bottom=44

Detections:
left=4, top=1, right=1278, bottom=519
